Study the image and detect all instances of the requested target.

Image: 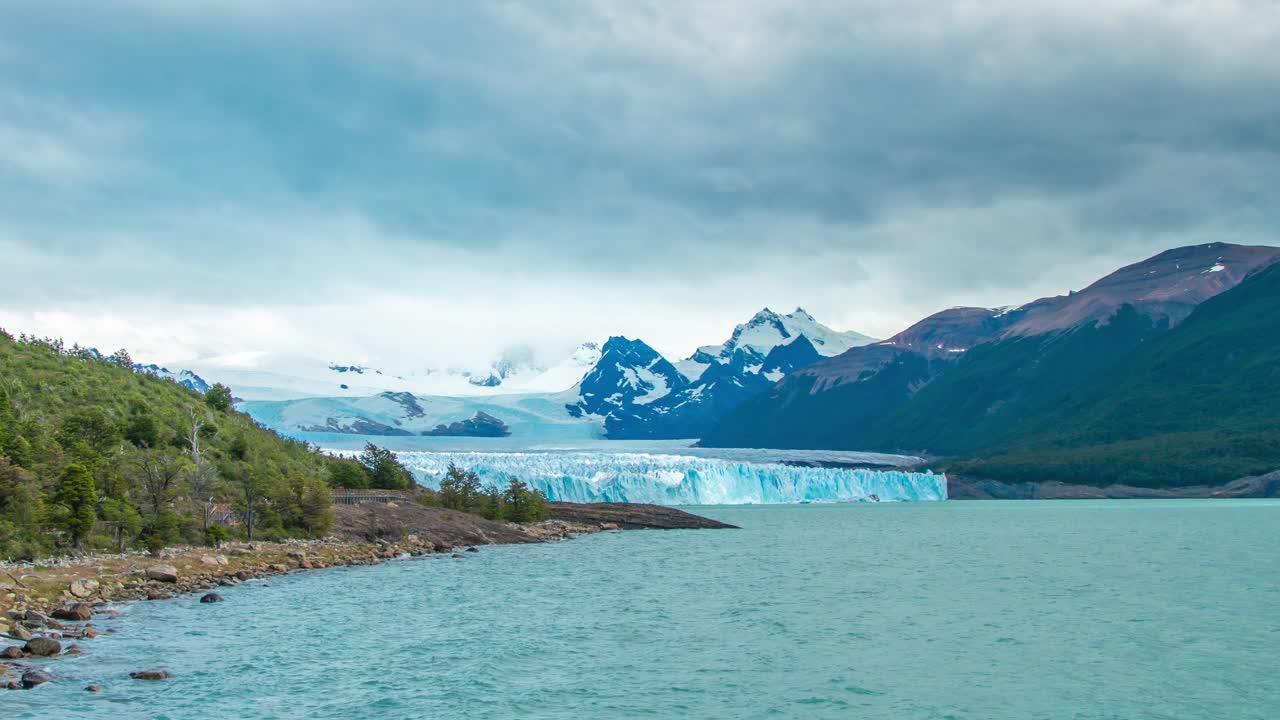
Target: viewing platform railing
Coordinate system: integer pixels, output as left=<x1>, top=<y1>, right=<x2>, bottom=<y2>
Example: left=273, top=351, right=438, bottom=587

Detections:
left=329, top=489, right=416, bottom=506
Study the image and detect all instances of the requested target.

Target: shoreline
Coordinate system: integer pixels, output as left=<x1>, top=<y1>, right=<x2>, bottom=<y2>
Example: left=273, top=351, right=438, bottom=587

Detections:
left=947, top=471, right=1280, bottom=500
left=1, top=501, right=734, bottom=690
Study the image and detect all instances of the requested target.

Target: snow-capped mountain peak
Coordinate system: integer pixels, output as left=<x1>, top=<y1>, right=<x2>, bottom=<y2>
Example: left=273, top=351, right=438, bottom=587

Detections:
left=567, top=337, right=688, bottom=419
left=681, top=307, right=875, bottom=380
left=132, top=363, right=212, bottom=394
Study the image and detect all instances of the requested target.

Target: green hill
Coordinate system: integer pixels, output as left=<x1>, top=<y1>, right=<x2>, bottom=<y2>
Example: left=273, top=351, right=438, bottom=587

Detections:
left=876, top=305, right=1168, bottom=455
left=701, top=306, right=1168, bottom=456
left=951, top=261, right=1280, bottom=487
left=0, top=330, right=339, bottom=559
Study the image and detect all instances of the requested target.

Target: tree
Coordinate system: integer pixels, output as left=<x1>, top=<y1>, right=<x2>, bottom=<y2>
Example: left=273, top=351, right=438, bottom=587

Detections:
left=232, top=466, right=270, bottom=543
left=205, top=383, right=234, bottom=412
left=184, top=405, right=210, bottom=459
left=54, top=463, right=98, bottom=549
left=0, top=459, right=43, bottom=556
left=133, top=449, right=190, bottom=518
left=482, top=487, right=503, bottom=521
left=285, top=476, right=333, bottom=538
left=109, top=348, right=134, bottom=368
left=123, top=411, right=159, bottom=448
left=328, top=460, right=370, bottom=489
left=58, top=407, right=120, bottom=457
left=502, top=479, right=547, bottom=523
left=357, top=443, right=413, bottom=490
left=98, top=497, right=142, bottom=553
left=228, top=432, right=249, bottom=461
left=188, top=457, right=221, bottom=532
left=438, top=463, right=484, bottom=513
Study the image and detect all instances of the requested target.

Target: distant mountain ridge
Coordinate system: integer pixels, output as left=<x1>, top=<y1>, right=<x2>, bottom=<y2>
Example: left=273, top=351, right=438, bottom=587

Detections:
left=235, top=308, right=871, bottom=441
left=952, top=257, right=1280, bottom=488
left=702, top=243, right=1280, bottom=484
left=567, top=308, right=876, bottom=439
left=132, top=363, right=211, bottom=394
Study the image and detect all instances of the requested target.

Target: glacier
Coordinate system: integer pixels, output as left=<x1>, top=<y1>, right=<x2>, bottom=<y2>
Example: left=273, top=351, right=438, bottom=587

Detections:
left=395, top=451, right=947, bottom=505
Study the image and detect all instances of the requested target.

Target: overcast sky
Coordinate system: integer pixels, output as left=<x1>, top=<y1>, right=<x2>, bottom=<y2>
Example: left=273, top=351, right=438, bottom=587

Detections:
left=2, top=1, right=1277, bottom=371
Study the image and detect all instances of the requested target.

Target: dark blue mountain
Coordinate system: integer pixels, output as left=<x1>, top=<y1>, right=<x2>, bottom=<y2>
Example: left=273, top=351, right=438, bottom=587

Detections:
left=604, top=335, right=825, bottom=439
left=566, top=336, right=689, bottom=420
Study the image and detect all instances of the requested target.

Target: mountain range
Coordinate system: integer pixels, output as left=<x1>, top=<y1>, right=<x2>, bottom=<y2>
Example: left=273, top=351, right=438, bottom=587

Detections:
left=129, top=240, right=1280, bottom=490
left=566, top=308, right=873, bottom=439
left=702, top=242, right=1280, bottom=489
left=230, top=308, right=871, bottom=439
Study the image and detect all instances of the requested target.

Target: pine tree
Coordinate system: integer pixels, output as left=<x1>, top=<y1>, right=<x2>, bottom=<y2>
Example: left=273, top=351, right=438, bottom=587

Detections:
left=55, top=463, right=98, bottom=549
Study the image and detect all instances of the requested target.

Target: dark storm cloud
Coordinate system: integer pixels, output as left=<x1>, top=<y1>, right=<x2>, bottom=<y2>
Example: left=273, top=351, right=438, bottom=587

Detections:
left=1, top=1, right=1278, bottom=360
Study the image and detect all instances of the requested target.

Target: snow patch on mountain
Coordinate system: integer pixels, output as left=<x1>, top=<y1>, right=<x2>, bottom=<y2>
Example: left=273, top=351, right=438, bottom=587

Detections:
left=502, top=342, right=602, bottom=393
left=132, top=363, right=211, bottom=394
left=682, top=307, right=875, bottom=379
left=241, top=388, right=598, bottom=441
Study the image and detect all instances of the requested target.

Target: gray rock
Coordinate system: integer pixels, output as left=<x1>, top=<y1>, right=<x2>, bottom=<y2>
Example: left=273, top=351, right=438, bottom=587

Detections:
left=24, top=636, right=62, bottom=657
left=145, top=565, right=179, bottom=583
left=69, top=578, right=100, bottom=598
left=22, top=611, right=49, bottom=628
left=22, top=669, right=52, bottom=689
left=199, top=593, right=223, bottom=604
left=1, top=645, right=22, bottom=659
left=129, top=669, right=170, bottom=681
left=85, top=684, right=103, bottom=692
left=53, top=603, right=93, bottom=622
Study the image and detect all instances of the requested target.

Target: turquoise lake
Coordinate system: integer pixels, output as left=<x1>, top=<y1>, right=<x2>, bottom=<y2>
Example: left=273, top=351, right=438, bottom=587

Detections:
left=10, top=500, right=1280, bottom=719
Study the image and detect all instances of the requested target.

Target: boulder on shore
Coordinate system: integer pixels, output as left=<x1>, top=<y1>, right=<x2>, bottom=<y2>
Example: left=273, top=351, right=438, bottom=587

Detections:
left=69, top=578, right=99, bottom=599
left=22, top=669, right=52, bottom=689
left=1, top=645, right=22, bottom=659
left=145, top=565, right=179, bottom=583
left=130, top=669, right=170, bottom=681
left=24, top=636, right=62, bottom=657
left=22, top=610, right=50, bottom=628
left=53, top=603, right=93, bottom=622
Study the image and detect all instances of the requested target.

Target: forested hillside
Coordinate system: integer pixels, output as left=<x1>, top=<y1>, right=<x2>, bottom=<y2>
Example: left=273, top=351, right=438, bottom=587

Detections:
left=951, top=261, right=1280, bottom=487
left=703, top=243, right=1280, bottom=489
left=0, top=329, right=339, bottom=559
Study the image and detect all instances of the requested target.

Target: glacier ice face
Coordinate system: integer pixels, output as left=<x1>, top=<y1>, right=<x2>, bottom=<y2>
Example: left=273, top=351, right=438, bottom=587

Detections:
left=395, top=451, right=946, bottom=505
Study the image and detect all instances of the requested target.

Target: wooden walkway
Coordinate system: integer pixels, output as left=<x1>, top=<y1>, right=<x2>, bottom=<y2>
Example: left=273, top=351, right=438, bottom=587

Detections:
left=329, top=489, right=416, bottom=506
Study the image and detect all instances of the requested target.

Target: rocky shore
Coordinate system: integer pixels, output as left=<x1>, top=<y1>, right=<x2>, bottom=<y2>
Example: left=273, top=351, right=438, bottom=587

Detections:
left=0, top=501, right=732, bottom=691
left=947, top=471, right=1280, bottom=499
left=548, top=502, right=740, bottom=529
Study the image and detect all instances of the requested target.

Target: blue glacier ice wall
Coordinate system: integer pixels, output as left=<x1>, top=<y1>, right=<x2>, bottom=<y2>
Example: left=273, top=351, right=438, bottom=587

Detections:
left=394, top=451, right=947, bottom=505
